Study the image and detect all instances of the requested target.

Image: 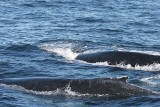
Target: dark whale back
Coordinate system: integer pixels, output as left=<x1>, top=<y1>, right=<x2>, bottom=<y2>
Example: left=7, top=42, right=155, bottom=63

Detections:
left=0, top=77, right=156, bottom=99
left=76, top=51, right=160, bottom=66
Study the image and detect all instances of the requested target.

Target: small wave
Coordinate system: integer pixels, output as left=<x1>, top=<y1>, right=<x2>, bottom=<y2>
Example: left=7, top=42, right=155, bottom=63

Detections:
left=76, top=17, right=105, bottom=23
left=140, top=75, right=160, bottom=86
left=98, top=28, right=123, bottom=33
left=6, top=44, right=38, bottom=52
left=0, top=61, right=9, bottom=66
left=19, top=0, right=56, bottom=8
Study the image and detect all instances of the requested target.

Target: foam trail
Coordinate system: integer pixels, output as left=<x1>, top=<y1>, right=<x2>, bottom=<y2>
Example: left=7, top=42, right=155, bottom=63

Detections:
left=39, top=43, right=79, bottom=60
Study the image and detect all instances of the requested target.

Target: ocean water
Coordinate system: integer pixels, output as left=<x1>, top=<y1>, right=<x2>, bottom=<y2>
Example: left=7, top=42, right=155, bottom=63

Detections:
left=0, top=0, right=160, bottom=106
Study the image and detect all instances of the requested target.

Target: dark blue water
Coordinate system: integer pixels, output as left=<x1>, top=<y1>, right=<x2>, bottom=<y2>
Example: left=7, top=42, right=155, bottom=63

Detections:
left=0, top=0, right=160, bottom=106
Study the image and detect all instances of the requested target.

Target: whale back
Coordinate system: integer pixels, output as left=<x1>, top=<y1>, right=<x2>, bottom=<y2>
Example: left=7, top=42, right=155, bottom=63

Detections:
left=76, top=51, right=160, bottom=66
left=0, top=77, right=154, bottom=99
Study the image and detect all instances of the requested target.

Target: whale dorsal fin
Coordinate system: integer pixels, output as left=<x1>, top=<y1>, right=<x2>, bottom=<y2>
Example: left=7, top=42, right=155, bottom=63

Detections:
left=117, top=76, right=128, bottom=82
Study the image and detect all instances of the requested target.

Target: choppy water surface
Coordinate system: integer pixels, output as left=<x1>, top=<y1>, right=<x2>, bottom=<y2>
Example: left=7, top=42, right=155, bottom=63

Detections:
left=0, top=0, right=160, bottom=106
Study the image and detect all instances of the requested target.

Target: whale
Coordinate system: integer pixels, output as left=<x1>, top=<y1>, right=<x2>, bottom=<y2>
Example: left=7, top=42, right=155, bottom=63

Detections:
left=76, top=51, right=160, bottom=67
left=0, top=77, right=157, bottom=99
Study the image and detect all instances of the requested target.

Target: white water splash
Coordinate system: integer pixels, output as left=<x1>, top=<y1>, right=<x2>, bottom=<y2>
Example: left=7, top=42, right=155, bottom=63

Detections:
left=39, top=43, right=79, bottom=60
